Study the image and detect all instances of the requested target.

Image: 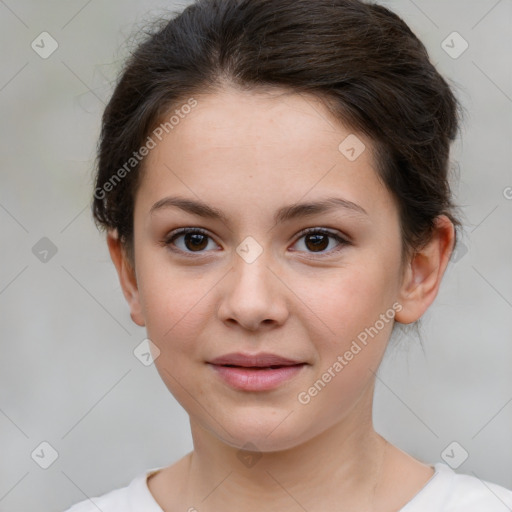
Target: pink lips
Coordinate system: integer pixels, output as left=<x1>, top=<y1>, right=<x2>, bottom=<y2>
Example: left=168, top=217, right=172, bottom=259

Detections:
left=207, top=352, right=307, bottom=391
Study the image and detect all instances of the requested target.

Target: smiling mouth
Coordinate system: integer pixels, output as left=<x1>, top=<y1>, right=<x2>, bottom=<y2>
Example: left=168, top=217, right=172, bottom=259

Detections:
left=220, top=364, right=302, bottom=369
left=208, top=363, right=307, bottom=391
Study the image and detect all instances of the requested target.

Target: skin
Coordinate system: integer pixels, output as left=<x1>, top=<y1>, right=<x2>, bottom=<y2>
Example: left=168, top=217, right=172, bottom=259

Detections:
left=107, top=86, right=454, bottom=512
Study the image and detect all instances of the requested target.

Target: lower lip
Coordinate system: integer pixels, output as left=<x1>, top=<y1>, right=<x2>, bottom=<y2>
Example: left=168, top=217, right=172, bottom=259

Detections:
left=208, top=364, right=306, bottom=391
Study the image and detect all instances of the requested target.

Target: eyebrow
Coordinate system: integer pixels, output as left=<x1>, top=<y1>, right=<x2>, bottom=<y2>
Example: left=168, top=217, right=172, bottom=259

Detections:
left=149, top=195, right=368, bottom=224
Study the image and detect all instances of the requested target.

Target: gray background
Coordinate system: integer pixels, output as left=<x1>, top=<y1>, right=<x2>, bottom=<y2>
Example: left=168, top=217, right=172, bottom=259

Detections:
left=0, top=1, right=511, bottom=511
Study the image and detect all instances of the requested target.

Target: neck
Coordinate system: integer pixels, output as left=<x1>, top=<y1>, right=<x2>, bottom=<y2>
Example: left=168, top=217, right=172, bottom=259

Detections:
left=182, top=382, right=389, bottom=512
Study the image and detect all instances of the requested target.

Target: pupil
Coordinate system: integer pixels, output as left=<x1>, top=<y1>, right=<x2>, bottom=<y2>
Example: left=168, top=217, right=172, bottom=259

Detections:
left=186, top=233, right=208, bottom=251
left=306, top=234, right=328, bottom=252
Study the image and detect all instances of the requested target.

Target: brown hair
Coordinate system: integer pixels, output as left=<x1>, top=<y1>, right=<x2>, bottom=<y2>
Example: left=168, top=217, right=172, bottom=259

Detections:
left=92, top=0, right=464, bottom=264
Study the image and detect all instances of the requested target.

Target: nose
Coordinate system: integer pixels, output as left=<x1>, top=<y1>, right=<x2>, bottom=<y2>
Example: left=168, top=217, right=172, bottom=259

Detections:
left=216, top=247, right=289, bottom=332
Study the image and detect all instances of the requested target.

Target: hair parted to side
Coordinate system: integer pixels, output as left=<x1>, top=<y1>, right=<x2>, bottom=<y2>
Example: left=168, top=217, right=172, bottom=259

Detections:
left=92, top=0, right=464, bottom=265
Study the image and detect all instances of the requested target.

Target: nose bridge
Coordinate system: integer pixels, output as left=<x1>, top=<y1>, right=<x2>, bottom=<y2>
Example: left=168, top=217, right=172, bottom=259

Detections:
left=216, top=234, right=288, bottom=330
left=232, top=234, right=275, bottom=294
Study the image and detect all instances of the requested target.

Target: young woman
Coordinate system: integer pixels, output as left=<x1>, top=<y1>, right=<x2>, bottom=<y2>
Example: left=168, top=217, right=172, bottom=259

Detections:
left=65, top=0, right=512, bottom=510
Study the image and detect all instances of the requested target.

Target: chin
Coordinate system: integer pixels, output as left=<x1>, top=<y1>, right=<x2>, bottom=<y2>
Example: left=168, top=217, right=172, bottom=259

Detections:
left=209, top=409, right=314, bottom=453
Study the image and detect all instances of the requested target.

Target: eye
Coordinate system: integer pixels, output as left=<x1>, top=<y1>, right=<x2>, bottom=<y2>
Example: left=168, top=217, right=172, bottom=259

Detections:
left=163, top=227, right=350, bottom=258
left=291, top=228, right=350, bottom=256
left=163, top=228, right=219, bottom=255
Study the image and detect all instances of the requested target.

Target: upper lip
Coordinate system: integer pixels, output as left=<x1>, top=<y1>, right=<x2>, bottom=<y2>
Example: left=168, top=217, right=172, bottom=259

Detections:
left=208, top=352, right=304, bottom=367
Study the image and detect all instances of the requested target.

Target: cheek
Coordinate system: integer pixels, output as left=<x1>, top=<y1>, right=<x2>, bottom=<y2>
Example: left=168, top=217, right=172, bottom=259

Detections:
left=137, top=265, right=214, bottom=407
left=136, top=258, right=213, bottom=352
left=299, top=260, right=400, bottom=342
left=296, top=266, right=398, bottom=417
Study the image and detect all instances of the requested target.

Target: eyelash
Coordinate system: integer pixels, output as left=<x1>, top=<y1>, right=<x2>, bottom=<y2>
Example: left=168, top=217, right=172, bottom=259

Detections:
left=163, top=227, right=350, bottom=258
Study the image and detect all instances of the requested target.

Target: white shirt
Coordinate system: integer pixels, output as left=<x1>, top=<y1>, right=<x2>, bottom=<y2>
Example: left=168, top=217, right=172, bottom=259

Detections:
left=63, top=462, right=512, bottom=511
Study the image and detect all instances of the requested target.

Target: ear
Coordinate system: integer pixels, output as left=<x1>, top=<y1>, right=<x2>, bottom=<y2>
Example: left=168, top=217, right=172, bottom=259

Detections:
left=106, top=230, right=145, bottom=327
left=395, top=215, right=455, bottom=324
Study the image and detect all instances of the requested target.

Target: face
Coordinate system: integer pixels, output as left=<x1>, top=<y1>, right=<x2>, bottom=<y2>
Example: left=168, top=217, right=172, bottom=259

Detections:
left=110, top=87, right=449, bottom=452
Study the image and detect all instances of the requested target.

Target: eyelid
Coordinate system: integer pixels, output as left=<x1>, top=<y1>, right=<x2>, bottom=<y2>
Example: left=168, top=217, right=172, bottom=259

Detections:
left=164, top=226, right=211, bottom=242
left=294, top=226, right=351, bottom=243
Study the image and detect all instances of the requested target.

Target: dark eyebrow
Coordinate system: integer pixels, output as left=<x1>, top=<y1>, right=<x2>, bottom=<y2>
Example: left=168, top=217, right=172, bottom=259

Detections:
left=149, top=195, right=368, bottom=224
left=274, top=197, right=367, bottom=223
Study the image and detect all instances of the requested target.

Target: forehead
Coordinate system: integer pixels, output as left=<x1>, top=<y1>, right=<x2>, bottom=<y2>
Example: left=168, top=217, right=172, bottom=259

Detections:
left=137, top=87, right=395, bottom=224
left=169, top=87, right=361, bottom=160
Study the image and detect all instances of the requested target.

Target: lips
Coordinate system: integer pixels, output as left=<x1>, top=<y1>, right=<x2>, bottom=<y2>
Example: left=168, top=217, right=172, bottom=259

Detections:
left=208, top=352, right=304, bottom=368
left=207, top=352, right=307, bottom=391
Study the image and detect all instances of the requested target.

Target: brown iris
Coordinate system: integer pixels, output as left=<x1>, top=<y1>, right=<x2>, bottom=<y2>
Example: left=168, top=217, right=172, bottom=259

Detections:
left=184, top=233, right=209, bottom=251
left=305, top=233, right=329, bottom=252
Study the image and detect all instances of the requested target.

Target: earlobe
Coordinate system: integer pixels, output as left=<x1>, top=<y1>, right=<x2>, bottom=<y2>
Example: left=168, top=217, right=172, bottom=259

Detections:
left=106, top=230, right=146, bottom=327
left=395, top=216, right=455, bottom=324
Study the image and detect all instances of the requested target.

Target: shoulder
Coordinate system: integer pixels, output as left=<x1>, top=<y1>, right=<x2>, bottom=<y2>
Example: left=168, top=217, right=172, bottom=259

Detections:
left=62, top=485, right=131, bottom=512
left=443, top=465, right=512, bottom=511
left=403, top=462, right=512, bottom=511
left=61, top=467, right=164, bottom=512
